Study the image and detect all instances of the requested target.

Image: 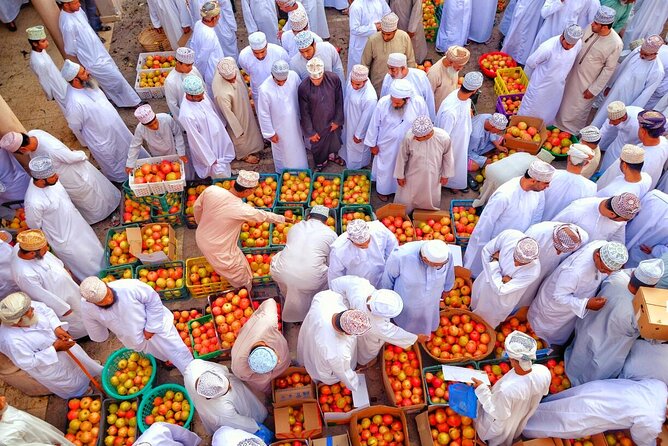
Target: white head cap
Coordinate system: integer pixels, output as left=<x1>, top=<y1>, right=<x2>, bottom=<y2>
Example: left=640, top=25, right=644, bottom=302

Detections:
left=347, top=219, right=370, bottom=244
left=306, top=57, right=325, bottom=78
left=369, top=289, right=403, bottom=318
left=634, top=259, right=665, bottom=286
left=350, top=64, right=369, bottom=82
left=579, top=125, right=601, bottom=143
left=248, top=32, right=267, bottom=51
left=61, top=59, right=81, bottom=82
left=607, top=101, right=626, bottom=120
left=380, top=13, right=399, bottom=32
left=134, top=104, right=156, bottom=125
left=288, top=8, right=309, bottom=31
left=567, top=143, right=594, bottom=165
left=421, top=240, right=450, bottom=264
left=237, top=170, right=260, bottom=188
left=271, top=60, right=290, bottom=81
left=527, top=159, right=556, bottom=182
left=217, top=57, right=238, bottom=80
left=505, top=330, right=537, bottom=371
left=389, top=78, right=413, bottom=99
left=599, top=242, right=628, bottom=271
left=26, top=25, right=46, bottom=41
left=310, top=205, right=330, bottom=219
left=196, top=370, right=230, bottom=398
left=462, top=71, right=483, bottom=90
left=563, top=24, right=584, bottom=45
left=620, top=144, right=645, bottom=164
left=176, top=47, right=195, bottom=64
left=387, top=53, right=407, bottom=68
left=79, top=276, right=108, bottom=303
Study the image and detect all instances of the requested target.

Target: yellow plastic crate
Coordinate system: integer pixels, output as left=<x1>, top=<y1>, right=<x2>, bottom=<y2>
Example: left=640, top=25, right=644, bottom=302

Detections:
left=494, top=67, right=528, bottom=96
left=185, top=257, right=231, bottom=298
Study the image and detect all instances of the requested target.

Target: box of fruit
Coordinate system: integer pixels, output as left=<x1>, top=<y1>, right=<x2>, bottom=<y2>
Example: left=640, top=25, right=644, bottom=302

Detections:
left=136, top=51, right=176, bottom=71
left=104, top=224, right=140, bottom=268
left=64, top=395, right=103, bottom=446
left=137, top=383, right=194, bottom=433
left=183, top=180, right=212, bottom=228
left=377, top=203, right=415, bottom=245
left=514, top=439, right=568, bottom=446
left=134, top=68, right=172, bottom=99
left=277, top=169, right=313, bottom=206
left=542, top=126, right=579, bottom=159
left=449, top=200, right=481, bottom=247
left=205, top=288, right=255, bottom=355
left=316, top=377, right=370, bottom=424
left=633, top=286, right=668, bottom=341
left=129, top=155, right=186, bottom=197
left=239, top=220, right=273, bottom=251
left=188, top=314, right=224, bottom=360
left=0, top=200, right=28, bottom=236
left=381, top=343, right=427, bottom=412
left=267, top=206, right=304, bottom=247
left=100, top=398, right=139, bottom=446
left=172, top=307, right=204, bottom=357
left=135, top=260, right=187, bottom=300
left=496, top=93, right=524, bottom=118
left=441, top=266, right=473, bottom=311
left=340, top=205, right=375, bottom=232
left=535, top=356, right=571, bottom=395
left=120, top=192, right=152, bottom=225
left=305, top=206, right=339, bottom=234
left=478, top=52, right=517, bottom=78
left=342, top=169, right=371, bottom=205
left=274, top=399, right=323, bottom=439
left=503, top=115, right=548, bottom=154
left=493, top=314, right=550, bottom=358
left=245, top=173, right=280, bottom=209
left=349, top=405, right=410, bottom=446
left=309, top=172, right=343, bottom=209
left=127, top=223, right=177, bottom=265
left=272, top=367, right=316, bottom=403
left=415, top=405, right=478, bottom=446
left=423, top=363, right=476, bottom=406
left=311, top=435, right=352, bottom=446
left=246, top=247, right=283, bottom=285
left=412, top=209, right=455, bottom=243
left=423, top=0, right=441, bottom=42
left=494, top=67, right=529, bottom=96
left=184, top=256, right=231, bottom=298
left=102, top=348, right=157, bottom=400
left=421, top=309, right=496, bottom=363
left=150, top=191, right=185, bottom=227
left=272, top=440, right=311, bottom=446
left=98, top=264, right=135, bottom=283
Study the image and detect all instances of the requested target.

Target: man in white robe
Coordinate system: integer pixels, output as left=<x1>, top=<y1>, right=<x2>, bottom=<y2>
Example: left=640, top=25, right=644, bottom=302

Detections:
left=0, top=232, right=18, bottom=300
left=464, top=159, right=555, bottom=277
left=620, top=339, right=668, bottom=385
left=290, top=30, right=345, bottom=83
left=183, top=359, right=269, bottom=435
left=0, top=395, right=76, bottom=446
left=472, top=232, right=541, bottom=329
left=134, top=422, right=202, bottom=446
left=389, top=0, right=427, bottom=63
left=58, top=0, right=140, bottom=107
left=11, top=229, right=88, bottom=339
left=330, top=275, right=418, bottom=365
left=565, top=258, right=664, bottom=385
left=271, top=206, right=338, bottom=322
left=178, top=75, right=235, bottom=179
left=427, top=46, right=470, bottom=110
left=23, top=156, right=104, bottom=281
left=0, top=151, right=29, bottom=203
left=147, top=0, right=191, bottom=51
left=60, top=60, right=134, bottom=183
left=257, top=61, right=309, bottom=172
left=621, top=0, right=668, bottom=48
left=436, top=72, right=484, bottom=191
left=646, top=41, right=668, bottom=109
left=597, top=144, right=652, bottom=198
left=473, top=331, right=551, bottom=446
left=542, top=144, right=597, bottom=220
left=241, top=0, right=279, bottom=44
left=365, top=78, right=428, bottom=199
left=469, top=0, right=499, bottom=43
left=382, top=240, right=455, bottom=335
left=0, top=0, right=26, bottom=30
left=592, top=36, right=665, bottom=128
left=212, top=426, right=266, bottom=446
left=26, top=26, right=67, bottom=111
left=292, top=0, right=329, bottom=39
left=394, top=115, right=454, bottom=212
left=519, top=25, right=584, bottom=126
left=350, top=0, right=391, bottom=70
left=342, top=64, right=377, bottom=169
left=190, top=0, right=238, bottom=60
left=380, top=53, right=435, bottom=120
left=467, top=113, right=508, bottom=176
left=528, top=240, right=628, bottom=346
left=190, top=2, right=227, bottom=86
left=531, top=0, right=594, bottom=55
left=164, top=47, right=204, bottom=119
left=555, top=8, right=623, bottom=133
left=238, top=31, right=289, bottom=100
left=1, top=129, right=121, bottom=224
left=435, top=0, right=472, bottom=53
left=329, top=219, right=397, bottom=288
left=79, top=277, right=194, bottom=373
left=501, top=0, right=545, bottom=65
left=578, top=125, right=602, bottom=178
left=297, top=293, right=370, bottom=390
left=598, top=101, right=642, bottom=172
left=127, top=104, right=187, bottom=172
left=0, top=292, right=102, bottom=399
left=280, top=7, right=323, bottom=59
left=624, top=190, right=668, bottom=267
left=523, top=378, right=667, bottom=446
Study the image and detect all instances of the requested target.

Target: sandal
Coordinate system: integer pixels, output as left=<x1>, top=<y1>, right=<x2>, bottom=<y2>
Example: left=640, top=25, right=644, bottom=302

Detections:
left=377, top=193, right=390, bottom=202
left=328, top=154, right=345, bottom=166
left=315, top=161, right=328, bottom=172
left=340, top=8, right=349, bottom=15
left=98, top=25, right=112, bottom=32
left=242, top=154, right=260, bottom=164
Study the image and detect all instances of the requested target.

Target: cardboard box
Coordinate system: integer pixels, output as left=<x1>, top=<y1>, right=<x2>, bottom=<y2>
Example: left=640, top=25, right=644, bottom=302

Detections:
left=633, top=287, right=668, bottom=341
left=349, top=405, right=410, bottom=446
left=416, top=406, right=486, bottom=446
left=127, top=223, right=177, bottom=265
left=272, top=367, right=316, bottom=403
left=274, top=399, right=323, bottom=439
left=380, top=343, right=427, bottom=412
left=316, top=375, right=370, bottom=424
left=412, top=209, right=451, bottom=225
left=513, top=439, right=566, bottom=446
left=375, top=203, right=411, bottom=223
left=503, top=115, right=548, bottom=154
left=311, top=434, right=352, bottom=446
left=271, top=440, right=310, bottom=446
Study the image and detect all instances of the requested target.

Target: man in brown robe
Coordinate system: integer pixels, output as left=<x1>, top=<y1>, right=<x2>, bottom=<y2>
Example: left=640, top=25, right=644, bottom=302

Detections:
left=427, top=45, right=470, bottom=111
left=298, top=57, right=345, bottom=170
left=389, top=0, right=427, bottom=63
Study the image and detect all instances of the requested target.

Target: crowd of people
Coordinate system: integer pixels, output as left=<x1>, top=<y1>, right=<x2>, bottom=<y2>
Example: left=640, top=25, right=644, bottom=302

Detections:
left=1, top=0, right=668, bottom=445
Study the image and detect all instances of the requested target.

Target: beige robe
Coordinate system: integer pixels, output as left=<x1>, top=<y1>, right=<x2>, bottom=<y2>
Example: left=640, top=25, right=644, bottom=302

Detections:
left=394, top=127, right=455, bottom=213
left=361, top=30, right=417, bottom=95
left=390, top=0, right=427, bottom=64
left=555, top=26, right=623, bottom=134
left=427, top=57, right=461, bottom=111
left=212, top=71, right=264, bottom=160
left=194, top=187, right=285, bottom=288
left=230, top=298, right=290, bottom=394
left=581, top=145, right=601, bottom=179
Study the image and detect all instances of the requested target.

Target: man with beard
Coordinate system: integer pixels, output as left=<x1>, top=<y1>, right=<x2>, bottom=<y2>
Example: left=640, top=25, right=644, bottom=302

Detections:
left=427, top=46, right=470, bottom=110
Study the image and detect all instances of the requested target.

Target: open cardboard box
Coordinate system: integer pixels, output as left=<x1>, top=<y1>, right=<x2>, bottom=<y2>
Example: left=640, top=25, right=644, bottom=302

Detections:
left=503, top=115, right=548, bottom=155
left=415, top=406, right=483, bottom=446
left=127, top=223, right=177, bottom=265
left=272, top=367, right=316, bottom=403
left=274, top=398, right=323, bottom=439
left=311, top=434, right=352, bottom=446
left=349, top=405, right=410, bottom=446
left=513, top=439, right=566, bottom=446
left=633, top=287, right=668, bottom=341
left=380, top=343, right=427, bottom=413
left=272, top=440, right=310, bottom=446
left=316, top=375, right=370, bottom=425
left=376, top=203, right=413, bottom=226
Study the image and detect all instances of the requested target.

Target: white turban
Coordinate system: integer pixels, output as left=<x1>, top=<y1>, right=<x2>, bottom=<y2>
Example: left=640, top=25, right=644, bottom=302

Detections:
left=634, top=259, right=665, bottom=286
left=389, top=78, right=412, bottom=99
left=347, top=219, right=370, bottom=244
left=579, top=125, right=601, bottom=143
left=248, top=32, right=267, bottom=51
left=387, top=53, right=407, bottom=68
left=0, top=292, right=31, bottom=325
left=196, top=371, right=230, bottom=398
left=421, top=240, right=450, bottom=264
left=567, top=143, right=594, bottom=165
left=79, top=276, right=108, bottom=303
left=505, top=330, right=537, bottom=371
left=61, top=59, right=80, bottom=82
left=369, top=289, right=403, bottom=318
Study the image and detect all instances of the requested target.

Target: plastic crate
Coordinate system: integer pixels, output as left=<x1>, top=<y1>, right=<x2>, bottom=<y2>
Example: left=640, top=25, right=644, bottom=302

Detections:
left=99, top=398, right=139, bottom=445
left=542, top=126, right=580, bottom=159
left=98, top=264, right=134, bottom=283
left=128, top=155, right=186, bottom=197
left=339, top=204, right=376, bottom=232
left=119, top=192, right=152, bottom=225
left=122, top=181, right=153, bottom=206
left=269, top=206, right=305, bottom=247
left=309, top=172, right=343, bottom=209
left=136, top=51, right=176, bottom=71
left=188, top=314, right=223, bottom=360
left=211, top=176, right=237, bottom=190
left=206, top=290, right=256, bottom=354
left=305, top=206, right=339, bottom=234
left=137, top=383, right=194, bottom=433
left=239, top=220, right=274, bottom=252
left=495, top=93, right=524, bottom=119
left=64, top=394, right=104, bottom=446
left=449, top=200, right=480, bottom=247
left=246, top=247, right=283, bottom=285
left=341, top=169, right=372, bottom=205
left=184, top=257, right=231, bottom=298
left=245, top=173, right=280, bottom=209
left=104, top=224, right=140, bottom=268
left=422, top=364, right=475, bottom=406
left=150, top=191, right=185, bottom=227
left=478, top=51, right=518, bottom=79
left=277, top=169, right=313, bottom=206
left=184, top=179, right=213, bottom=229
left=101, top=348, right=157, bottom=400
left=135, top=261, right=188, bottom=300
left=134, top=68, right=172, bottom=100
left=494, top=67, right=528, bottom=96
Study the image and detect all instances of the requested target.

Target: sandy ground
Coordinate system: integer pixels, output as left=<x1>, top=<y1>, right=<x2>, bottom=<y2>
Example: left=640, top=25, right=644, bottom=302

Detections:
left=0, top=0, right=514, bottom=443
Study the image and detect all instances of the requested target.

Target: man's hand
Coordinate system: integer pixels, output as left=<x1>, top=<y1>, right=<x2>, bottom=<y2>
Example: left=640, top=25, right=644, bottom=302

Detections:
left=583, top=89, right=594, bottom=99
left=330, top=122, right=340, bottom=132
left=182, top=26, right=191, bottom=34
left=269, top=134, right=279, bottom=144
left=440, top=177, right=448, bottom=186
left=502, top=275, right=512, bottom=283
left=353, top=135, right=363, bottom=144
left=640, top=244, right=653, bottom=254
left=55, top=327, right=72, bottom=341
left=375, top=22, right=381, bottom=31
left=309, top=133, right=321, bottom=143
left=53, top=338, right=75, bottom=351
left=155, top=27, right=164, bottom=33
left=125, top=167, right=134, bottom=174
left=408, top=31, right=415, bottom=38
left=397, top=178, right=407, bottom=187
left=180, top=155, right=188, bottom=164
left=278, top=30, right=283, bottom=40
left=604, top=87, right=611, bottom=96
left=491, top=251, right=500, bottom=261
left=144, top=330, right=155, bottom=340
left=283, top=216, right=295, bottom=224
left=586, top=297, right=607, bottom=311
left=417, top=334, right=430, bottom=343
left=370, top=146, right=379, bottom=155
left=471, top=377, right=484, bottom=388
left=498, top=145, right=508, bottom=153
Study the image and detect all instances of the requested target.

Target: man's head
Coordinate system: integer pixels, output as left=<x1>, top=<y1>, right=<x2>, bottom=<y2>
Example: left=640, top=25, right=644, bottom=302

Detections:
left=288, top=8, right=309, bottom=33
left=350, top=64, right=369, bottom=90
left=200, top=1, right=221, bottom=26
left=522, top=159, right=555, bottom=191
left=0, top=131, right=37, bottom=155
left=183, top=75, right=205, bottom=102
left=134, top=104, right=159, bottom=131
left=566, top=143, right=594, bottom=169
left=485, top=113, right=508, bottom=135
left=217, top=57, right=238, bottom=83
left=579, top=125, right=602, bottom=149
left=295, top=31, right=316, bottom=60
left=594, top=242, right=628, bottom=274
left=248, top=345, right=279, bottom=374
left=601, top=192, right=641, bottom=222
left=62, top=60, right=92, bottom=88
left=638, top=109, right=666, bottom=140
left=420, top=240, right=450, bottom=269
left=0, top=292, right=37, bottom=327
left=591, top=6, right=616, bottom=33
left=333, top=309, right=371, bottom=336
left=58, top=0, right=81, bottom=13
left=16, top=229, right=49, bottom=260
left=308, top=205, right=330, bottom=223
left=271, top=60, right=290, bottom=86
left=412, top=115, right=434, bottom=141
left=233, top=170, right=260, bottom=197
left=552, top=224, right=583, bottom=255
left=640, top=35, right=663, bottom=61
left=505, top=330, right=538, bottom=372
left=26, top=26, right=48, bottom=51
left=28, top=156, right=58, bottom=187
left=347, top=218, right=371, bottom=248
left=380, top=13, right=399, bottom=42
left=514, top=237, right=540, bottom=267
left=560, top=24, right=583, bottom=50
left=80, top=276, right=115, bottom=307
left=249, top=32, right=268, bottom=60
left=387, top=53, right=408, bottom=79
left=306, top=57, right=325, bottom=86
left=196, top=370, right=230, bottom=399
left=367, top=289, right=403, bottom=318
left=389, top=78, right=412, bottom=109
left=443, top=46, right=470, bottom=71
left=276, top=0, right=298, bottom=13
left=619, top=143, right=644, bottom=174
left=630, top=258, right=665, bottom=292
left=607, top=101, right=628, bottom=126
left=460, top=71, right=483, bottom=98
left=175, top=47, right=195, bottom=74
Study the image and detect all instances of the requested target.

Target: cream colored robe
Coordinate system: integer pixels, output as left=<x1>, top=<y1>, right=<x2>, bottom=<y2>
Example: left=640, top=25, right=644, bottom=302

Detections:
left=390, top=0, right=427, bottom=64
left=427, top=57, right=461, bottom=111
left=361, top=30, right=417, bottom=95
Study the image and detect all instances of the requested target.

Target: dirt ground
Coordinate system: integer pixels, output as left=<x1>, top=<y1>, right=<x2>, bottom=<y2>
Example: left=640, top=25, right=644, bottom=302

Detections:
left=0, top=0, right=514, bottom=443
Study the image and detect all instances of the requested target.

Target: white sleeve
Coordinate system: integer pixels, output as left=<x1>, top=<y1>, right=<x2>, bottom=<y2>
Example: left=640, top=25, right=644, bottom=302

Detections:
left=256, top=87, right=276, bottom=138
left=474, top=384, right=513, bottom=421
left=127, top=126, right=147, bottom=168
left=14, top=273, right=71, bottom=317
left=363, top=104, right=382, bottom=147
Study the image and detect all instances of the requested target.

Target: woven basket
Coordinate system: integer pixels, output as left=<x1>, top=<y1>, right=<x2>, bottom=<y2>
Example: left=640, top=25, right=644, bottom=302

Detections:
left=138, top=28, right=172, bottom=52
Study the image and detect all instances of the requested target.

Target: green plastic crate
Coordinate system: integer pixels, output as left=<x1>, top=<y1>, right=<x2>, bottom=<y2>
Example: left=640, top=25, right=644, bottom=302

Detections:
left=119, top=192, right=152, bottom=226
left=183, top=179, right=213, bottom=229
left=305, top=206, right=340, bottom=235
left=101, top=348, right=157, bottom=400
left=104, top=224, right=140, bottom=268
left=542, top=126, right=580, bottom=160
left=187, top=314, right=223, bottom=360
left=309, top=172, right=343, bottom=209
left=276, top=169, right=313, bottom=206
left=98, top=264, right=134, bottom=282
left=134, top=261, right=188, bottom=300
left=137, top=384, right=194, bottom=433
left=339, top=205, right=376, bottom=232
left=245, top=247, right=283, bottom=285
left=341, top=169, right=372, bottom=205
left=211, top=176, right=237, bottom=191
left=268, top=206, right=305, bottom=248
left=245, top=173, right=280, bottom=209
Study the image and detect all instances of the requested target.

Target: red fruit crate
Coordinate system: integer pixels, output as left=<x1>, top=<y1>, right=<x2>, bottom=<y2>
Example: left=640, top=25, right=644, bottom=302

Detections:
left=478, top=51, right=518, bottom=79
left=341, top=169, right=371, bottom=205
